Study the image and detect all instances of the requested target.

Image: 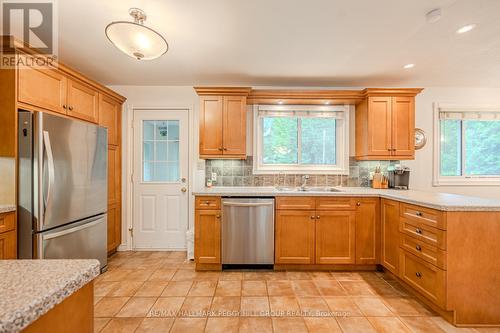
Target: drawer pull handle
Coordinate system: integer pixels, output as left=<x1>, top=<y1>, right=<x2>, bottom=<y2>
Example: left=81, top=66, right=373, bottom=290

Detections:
left=215, top=214, right=221, bottom=219
left=415, top=245, right=422, bottom=251
left=204, top=201, right=210, bottom=205
left=415, top=272, right=422, bottom=278
left=415, top=228, right=422, bottom=234
left=316, top=215, right=320, bottom=219
left=356, top=202, right=361, bottom=206
left=415, top=211, right=423, bottom=217
left=310, top=216, right=316, bottom=220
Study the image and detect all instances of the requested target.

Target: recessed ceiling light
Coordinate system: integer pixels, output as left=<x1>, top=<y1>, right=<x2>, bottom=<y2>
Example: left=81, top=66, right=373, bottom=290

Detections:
left=456, top=24, right=476, bottom=34
left=403, top=63, right=415, bottom=69
left=426, top=8, right=442, bottom=23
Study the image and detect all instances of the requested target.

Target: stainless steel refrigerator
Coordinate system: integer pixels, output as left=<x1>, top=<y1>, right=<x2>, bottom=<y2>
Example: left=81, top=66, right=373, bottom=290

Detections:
left=18, top=110, right=108, bottom=270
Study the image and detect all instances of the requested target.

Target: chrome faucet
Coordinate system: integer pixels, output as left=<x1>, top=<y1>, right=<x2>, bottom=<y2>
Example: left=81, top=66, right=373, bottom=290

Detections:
left=300, top=175, right=310, bottom=190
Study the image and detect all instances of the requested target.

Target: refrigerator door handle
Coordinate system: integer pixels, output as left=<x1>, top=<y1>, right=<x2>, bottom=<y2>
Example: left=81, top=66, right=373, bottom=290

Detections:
left=43, top=130, right=55, bottom=218
left=43, top=217, right=103, bottom=240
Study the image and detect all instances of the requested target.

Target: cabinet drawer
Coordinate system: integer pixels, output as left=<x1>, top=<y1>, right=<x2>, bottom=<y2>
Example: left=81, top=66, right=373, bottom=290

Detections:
left=400, top=234, right=446, bottom=269
left=400, top=203, right=445, bottom=230
left=0, top=212, right=15, bottom=234
left=0, top=230, right=17, bottom=259
left=400, top=250, right=446, bottom=307
left=276, top=197, right=315, bottom=210
left=400, top=219, right=446, bottom=250
left=195, top=196, right=221, bottom=210
left=316, top=197, right=357, bottom=211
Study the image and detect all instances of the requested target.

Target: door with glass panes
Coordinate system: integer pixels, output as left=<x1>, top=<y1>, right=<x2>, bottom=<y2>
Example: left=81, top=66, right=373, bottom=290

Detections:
left=132, top=109, right=189, bottom=249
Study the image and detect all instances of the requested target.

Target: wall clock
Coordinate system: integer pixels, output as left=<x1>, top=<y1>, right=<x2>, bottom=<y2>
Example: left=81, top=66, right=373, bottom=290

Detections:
left=415, top=128, right=427, bottom=150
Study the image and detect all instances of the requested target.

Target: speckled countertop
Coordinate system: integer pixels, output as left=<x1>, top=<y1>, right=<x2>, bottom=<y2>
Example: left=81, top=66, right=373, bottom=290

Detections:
left=0, top=205, right=15, bottom=214
left=194, top=187, right=500, bottom=211
left=0, top=259, right=100, bottom=333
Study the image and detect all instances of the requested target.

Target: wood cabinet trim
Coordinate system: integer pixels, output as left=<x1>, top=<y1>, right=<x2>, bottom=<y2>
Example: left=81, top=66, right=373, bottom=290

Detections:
left=276, top=197, right=316, bottom=210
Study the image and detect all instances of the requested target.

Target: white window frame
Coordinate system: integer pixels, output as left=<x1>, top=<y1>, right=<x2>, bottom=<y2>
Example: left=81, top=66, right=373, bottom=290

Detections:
left=433, top=103, right=500, bottom=186
left=253, top=104, right=350, bottom=175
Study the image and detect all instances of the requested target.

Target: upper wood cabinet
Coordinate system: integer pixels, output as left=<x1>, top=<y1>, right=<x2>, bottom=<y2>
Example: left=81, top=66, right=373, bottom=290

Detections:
left=195, top=87, right=252, bottom=159
left=99, top=93, right=121, bottom=146
left=381, top=199, right=400, bottom=275
left=66, top=78, right=99, bottom=123
left=355, top=198, right=380, bottom=265
left=315, top=211, right=356, bottom=264
left=355, top=89, right=422, bottom=160
left=275, top=210, right=315, bottom=264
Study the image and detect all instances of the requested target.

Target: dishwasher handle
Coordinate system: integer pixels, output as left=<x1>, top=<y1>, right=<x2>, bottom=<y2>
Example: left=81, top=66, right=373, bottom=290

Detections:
left=223, top=201, right=274, bottom=207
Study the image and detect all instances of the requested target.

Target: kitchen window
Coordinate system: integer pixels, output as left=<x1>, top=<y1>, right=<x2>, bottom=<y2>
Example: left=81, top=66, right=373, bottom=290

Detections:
left=253, top=105, right=349, bottom=174
left=434, top=105, right=500, bottom=185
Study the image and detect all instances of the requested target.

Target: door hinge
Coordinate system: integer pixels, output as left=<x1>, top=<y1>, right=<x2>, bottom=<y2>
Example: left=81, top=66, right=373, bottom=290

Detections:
left=131, top=173, right=134, bottom=183
left=128, top=227, right=133, bottom=237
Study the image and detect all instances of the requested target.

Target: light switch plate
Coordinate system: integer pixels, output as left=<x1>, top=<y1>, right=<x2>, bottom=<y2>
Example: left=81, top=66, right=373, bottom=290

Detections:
left=211, top=172, right=217, bottom=181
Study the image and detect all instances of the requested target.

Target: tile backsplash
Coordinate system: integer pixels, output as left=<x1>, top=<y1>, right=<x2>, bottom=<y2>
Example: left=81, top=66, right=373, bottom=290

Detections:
left=205, top=157, right=399, bottom=187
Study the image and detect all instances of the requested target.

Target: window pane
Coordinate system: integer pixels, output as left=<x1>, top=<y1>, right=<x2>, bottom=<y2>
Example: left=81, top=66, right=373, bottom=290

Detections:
left=144, top=121, right=154, bottom=140
left=143, top=142, right=154, bottom=161
left=155, top=121, right=169, bottom=140
left=301, top=118, right=336, bottom=164
left=262, top=117, right=298, bottom=164
left=440, top=120, right=461, bottom=176
left=464, top=121, right=500, bottom=175
left=168, top=121, right=179, bottom=140
left=143, top=162, right=154, bottom=181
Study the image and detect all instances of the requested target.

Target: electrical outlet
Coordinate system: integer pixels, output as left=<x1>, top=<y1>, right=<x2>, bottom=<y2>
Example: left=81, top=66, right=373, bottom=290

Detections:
left=211, top=172, right=217, bottom=181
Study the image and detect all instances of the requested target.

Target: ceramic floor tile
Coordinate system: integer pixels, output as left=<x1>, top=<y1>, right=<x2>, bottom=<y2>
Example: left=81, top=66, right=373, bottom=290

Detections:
left=100, top=269, right=134, bottom=282
left=210, top=296, right=241, bottom=316
left=263, top=271, right=288, bottom=280
left=399, top=316, right=446, bottom=333
left=268, top=296, right=301, bottom=315
left=179, top=296, right=213, bottom=317
left=353, top=297, right=393, bottom=316
left=168, top=251, right=188, bottom=258
left=169, top=317, right=206, bottom=333
left=188, top=281, right=217, bottom=296
left=147, top=269, right=177, bottom=282
left=430, top=316, right=481, bottom=333
left=161, top=281, right=193, bottom=296
left=309, top=271, right=336, bottom=280
left=135, top=318, right=175, bottom=333
left=241, top=280, right=268, bottom=296
left=367, top=316, right=412, bottom=333
left=303, top=317, right=343, bottom=333
left=331, top=272, right=365, bottom=281
left=94, top=297, right=130, bottom=317
left=291, top=280, right=321, bottom=296
left=115, top=297, right=157, bottom=317
left=336, top=316, right=378, bottom=333
left=383, top=297, right=434, bottom=316
left=238, top=317, right=273, bottom=333
left=286, top=271, right=312, bottom=280
left=204, top=317, right=239, bottom=333
left=272, top=317, right=308, bottom=333
left=107, top=281, right=144, bottom=297
left=314, top=280, right=348, bottom=296
left=148, top=297, right=185, bottom=317
left=339, top=281, right=376, bottom=296
left=219, top=271, right=243, bottom=280
left=193, top=271, right=221, bottom=281
left=134, top=281, right=168, bottom=297
left=171, top=269, right=198, bottom=281
left=215, top=280, right=242, bottom=296
left=123, top=269, right=155, bottom=281
left=266, top=280, right=295, bottom=296
left=240, top=297, right=270, bottom=316
left=323, top=297, right=363, bottom=317
left=94, top=296, right=104, bottom=305
left=100, top=318, right=142, bottom=333
left=296, top=297, right=330, bottom=316
left=94, top=281, right=120, bottom=297
left=243, top=271, right=267, bottom=280
left=94, top=318, right=111, bottom=333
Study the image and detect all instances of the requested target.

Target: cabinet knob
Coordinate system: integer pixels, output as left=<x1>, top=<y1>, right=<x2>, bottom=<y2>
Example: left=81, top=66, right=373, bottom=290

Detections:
left=218, top=147, right=223, bottom=151
left=316, top=215, right=320, bottom=219
left=415, top=211, right=423, bottom=217
left=223, top=148, right=227, bottom=151
left=62, top=104, right=67, bottom=109
left=415, top=272, right=422, bottom=278
left=215, top=214, right=221, bottom=219
left=69, top=106, right=74, bottom=111
left=415, top=228, right=422, bottom=234
left=356, top=202, right=361, bottom=206
left=310, top=216, right=316, bottom=220
left=415, top=245, right=422, bottom=251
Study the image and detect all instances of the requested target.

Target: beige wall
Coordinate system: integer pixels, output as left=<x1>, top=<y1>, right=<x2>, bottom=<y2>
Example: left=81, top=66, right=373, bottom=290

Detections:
left=0, top=157, right=15, bottom=204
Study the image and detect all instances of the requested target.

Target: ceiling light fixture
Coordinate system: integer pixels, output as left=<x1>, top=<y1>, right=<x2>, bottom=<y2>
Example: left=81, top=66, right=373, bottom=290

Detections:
left=403, top=63, right=415, bottom=69
left=105, top=8, right=168, bottom=60
left=456, top=24, right=476, bottom=34
left=426, top=8, right=442, bottom=23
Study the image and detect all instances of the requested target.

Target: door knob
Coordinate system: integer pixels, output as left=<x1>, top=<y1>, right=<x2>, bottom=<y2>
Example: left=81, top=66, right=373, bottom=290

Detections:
left=181, top=187, right=187, bottom=193
left=181, top=177, right=186, bottom=183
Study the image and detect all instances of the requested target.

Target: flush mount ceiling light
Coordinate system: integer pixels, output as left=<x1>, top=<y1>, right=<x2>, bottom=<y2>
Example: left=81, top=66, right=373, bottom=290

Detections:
left=105, top=8, right=168, bottom=60
left=456, top=24, right=476, bottom=34
left=426, top=8, right=442, bottom=23
left=403, top=63, right=415, bottom=69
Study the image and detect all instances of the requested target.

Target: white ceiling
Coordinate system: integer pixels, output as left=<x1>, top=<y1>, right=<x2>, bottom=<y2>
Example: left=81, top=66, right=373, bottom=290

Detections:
left=57, top=0, right=500, bottom=87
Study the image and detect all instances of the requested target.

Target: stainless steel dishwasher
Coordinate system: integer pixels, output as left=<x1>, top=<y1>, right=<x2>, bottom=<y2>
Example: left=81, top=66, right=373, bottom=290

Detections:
left=222, top=198, right=275, bottom=266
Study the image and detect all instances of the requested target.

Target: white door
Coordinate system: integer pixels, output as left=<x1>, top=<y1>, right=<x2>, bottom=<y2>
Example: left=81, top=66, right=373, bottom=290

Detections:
left=132, top=109, right=189, bottom=250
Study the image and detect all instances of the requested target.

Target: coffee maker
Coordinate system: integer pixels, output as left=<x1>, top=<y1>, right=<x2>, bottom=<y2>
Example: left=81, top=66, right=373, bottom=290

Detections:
left=388, top=165, right=410, bottom=190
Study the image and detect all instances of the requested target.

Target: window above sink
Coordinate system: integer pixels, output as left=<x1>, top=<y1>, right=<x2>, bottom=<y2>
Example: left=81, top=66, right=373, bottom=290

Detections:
left=253, top=104, right=350, bottom=175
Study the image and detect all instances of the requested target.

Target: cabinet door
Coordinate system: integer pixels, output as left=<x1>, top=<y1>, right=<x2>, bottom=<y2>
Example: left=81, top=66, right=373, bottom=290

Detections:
left=199, top=96, right=223, bottom=156
left=18, top=64, right=67, bottom=114
left=381, top=199, right=400, bottom=274
left=99, top=94, right=121, bottom=146
left=367, top=97, right=392, bottom=156
left=391, top=97, right=415, bottom=158
left=107, top=204, right=121, bottom=252
left=107, top=146, right=120, bottom=206
left=222, top=96, right=246, bottom=156
left=275, top=210, right=315, bottom=264
left=0, top=230, right=17, bottom=259
left=316, top=211, right=356, bottom=264
left=355, top=199, right=380, bottom=264
left=195, top=210, right=221, bottom=264
left=67, top=78, right=99, bottom=123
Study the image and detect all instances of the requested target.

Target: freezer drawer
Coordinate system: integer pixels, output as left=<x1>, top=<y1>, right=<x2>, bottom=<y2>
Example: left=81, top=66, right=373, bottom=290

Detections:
left=37, top=214, right=108, bottom=270
left=222, top=198, right=275, bottom=265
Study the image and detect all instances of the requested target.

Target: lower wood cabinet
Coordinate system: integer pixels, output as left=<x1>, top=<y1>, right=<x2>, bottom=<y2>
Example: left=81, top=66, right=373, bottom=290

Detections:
left=381, top=199, right=400, bottom=274
left=194, top=209, right=221, bottom=264
left=275, top=210, right=315, bottom=264
left=315, top=211, right=355, bottom=264
left=355, top=198, right=380, bottom=264
left=0, top=212, right=16, bottom=259
left=106, top=204, right=121, bottom=252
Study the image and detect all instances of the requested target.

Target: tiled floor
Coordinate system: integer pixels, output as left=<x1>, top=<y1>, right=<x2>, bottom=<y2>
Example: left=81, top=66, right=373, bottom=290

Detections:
left=94, top=251, right=494, bottom=333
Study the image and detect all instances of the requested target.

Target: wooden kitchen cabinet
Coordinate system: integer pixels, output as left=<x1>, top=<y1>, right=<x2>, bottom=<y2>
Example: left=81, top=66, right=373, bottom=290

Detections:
left=315, top=211, right=356, bottom=264
left=195, top=87, right=251, bottom=159
left=0, top=230, right=16, bottom=259
left=98, top=93, right=121, bottom=146
left=194, top=209, right=221, bottom=265
left=106, top=204, right=121, bottom=252
left=66, top=78, right=99, bottom=123
left=355, top=198, right=380, bottom=264
left=355, top=89, right=422, bottom=160
left=381, top=199, right=400, bottom=275
left=275, top=210, right=315, bottom=264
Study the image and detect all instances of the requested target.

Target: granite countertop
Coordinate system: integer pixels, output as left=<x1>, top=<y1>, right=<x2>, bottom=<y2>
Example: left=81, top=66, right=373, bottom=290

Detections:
left=193, top=186, right=500, bottom=211
left=0, top=205, right=16, bottom=214
left=0, top=259, right=100, bottom=333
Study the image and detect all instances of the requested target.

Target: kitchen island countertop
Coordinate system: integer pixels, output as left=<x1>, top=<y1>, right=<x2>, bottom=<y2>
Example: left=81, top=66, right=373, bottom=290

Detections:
left=0, top=205, right=16, bottom=214
left=0, top=259, right=100, bottom=333
left=193, top=186, right=500, bottom=211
